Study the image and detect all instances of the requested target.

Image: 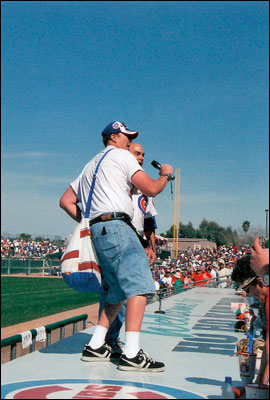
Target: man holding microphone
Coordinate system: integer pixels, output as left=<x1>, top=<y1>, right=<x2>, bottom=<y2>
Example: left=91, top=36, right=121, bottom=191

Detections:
left=60, top=121, right=173, bottom=372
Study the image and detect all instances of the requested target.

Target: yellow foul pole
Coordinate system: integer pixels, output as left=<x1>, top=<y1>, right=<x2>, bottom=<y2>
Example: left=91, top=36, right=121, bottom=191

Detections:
left=173, top=170, right=178, bottom=258
left=172, top=168, right=180, bottom=259
left=176, top=169, right=180, bottom=257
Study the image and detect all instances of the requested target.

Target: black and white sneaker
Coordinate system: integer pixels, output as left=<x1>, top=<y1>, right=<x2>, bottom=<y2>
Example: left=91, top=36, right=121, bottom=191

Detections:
left=81, top=343, right=112, bottom=362
left=118, top=349, right=165, bottom=372
left=107, top=340, right=124, bottom=360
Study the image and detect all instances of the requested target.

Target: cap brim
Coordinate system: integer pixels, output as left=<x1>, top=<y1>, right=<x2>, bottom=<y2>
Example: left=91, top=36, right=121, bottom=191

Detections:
left=120, top=126, right=139, bottom=138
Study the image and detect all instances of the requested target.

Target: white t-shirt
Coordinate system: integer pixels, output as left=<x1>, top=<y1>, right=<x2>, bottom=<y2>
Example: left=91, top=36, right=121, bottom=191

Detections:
left=131, top=192, right=157, bottom=235
left=162, top=276, right=172, bottom=286
left=226, top=267, right=233, bottom=276
left=154, top=280, right=160, bottom=291
left=210, top=269, right=217, bottom=279
left=71, top=146, right=143, bottom=220
left=217, top=267, right=229, bottom=288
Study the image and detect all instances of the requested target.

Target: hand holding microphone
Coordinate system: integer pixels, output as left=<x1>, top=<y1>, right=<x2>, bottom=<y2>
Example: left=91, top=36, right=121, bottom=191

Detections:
left=151, top=160, right=174, bottom=180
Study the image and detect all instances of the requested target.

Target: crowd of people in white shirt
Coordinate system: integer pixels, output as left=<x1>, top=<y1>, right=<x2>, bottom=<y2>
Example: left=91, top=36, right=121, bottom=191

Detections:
left=151, top=243, right=253, bottom=290
left=1, top=237, right=266, bottom=293
left=1, top=237, right=63, bottom=259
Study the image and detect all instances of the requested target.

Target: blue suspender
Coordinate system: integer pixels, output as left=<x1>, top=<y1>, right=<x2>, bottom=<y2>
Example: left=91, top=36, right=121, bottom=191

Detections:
left=84, top=148, right=114, bottom=218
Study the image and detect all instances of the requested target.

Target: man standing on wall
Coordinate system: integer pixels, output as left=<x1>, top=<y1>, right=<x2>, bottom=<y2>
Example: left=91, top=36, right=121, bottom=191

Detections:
left=60, top=121, right=173, bottom=372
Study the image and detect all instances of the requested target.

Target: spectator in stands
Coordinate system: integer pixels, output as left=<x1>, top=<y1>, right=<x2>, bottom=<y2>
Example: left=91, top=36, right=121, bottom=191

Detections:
left=162, top=271, right=173, bottom=288
left=153, top=275, right=160, bottom=292
left=158, top=277, right=167, bottom=290
left=241, top=276, right=269, bottom=385
left=232, top=243, right=238, bottom=252
left=159, top=268, right=165, bottom=280
left=184, top=272, right=194, bottom=289
left=1, top=237, right=63, bottom=260
left=226, top=262, right=233, bottom=277
left=200, top=265, right=212, bottom=284
left=217, top=259, right=229, bottom=288
left=192, top=266, right=211, bottom=287
left=210, top=262, right=218, bottom=285
left=173, top=272, right=184, bottom=293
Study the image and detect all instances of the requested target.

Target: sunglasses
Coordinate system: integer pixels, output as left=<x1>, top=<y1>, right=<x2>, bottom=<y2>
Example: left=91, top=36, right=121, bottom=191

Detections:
left=244, top=279, right=257, bottom=294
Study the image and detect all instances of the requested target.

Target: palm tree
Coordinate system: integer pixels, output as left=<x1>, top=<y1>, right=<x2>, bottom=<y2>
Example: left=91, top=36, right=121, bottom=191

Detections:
left=242, top=220, right=251, bottom=233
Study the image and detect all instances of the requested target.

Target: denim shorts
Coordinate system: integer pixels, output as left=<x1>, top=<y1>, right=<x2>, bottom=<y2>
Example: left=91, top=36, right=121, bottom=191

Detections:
left=90, top=220, right=155, bottom=304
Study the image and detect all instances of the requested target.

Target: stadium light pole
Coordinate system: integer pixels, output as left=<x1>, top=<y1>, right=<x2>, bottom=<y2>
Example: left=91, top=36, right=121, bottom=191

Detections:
left=265, top=209, right=269, bottom=238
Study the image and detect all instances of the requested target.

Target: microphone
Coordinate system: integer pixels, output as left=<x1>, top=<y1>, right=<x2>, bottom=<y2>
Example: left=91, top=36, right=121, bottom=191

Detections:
left=151, top=160, right=175, bottom=180
left=151, top=160, right=162, bottom=170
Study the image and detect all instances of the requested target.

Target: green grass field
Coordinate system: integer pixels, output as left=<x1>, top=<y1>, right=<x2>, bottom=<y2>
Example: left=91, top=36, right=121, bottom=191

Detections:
left=1, top=277, right=100, bottom=327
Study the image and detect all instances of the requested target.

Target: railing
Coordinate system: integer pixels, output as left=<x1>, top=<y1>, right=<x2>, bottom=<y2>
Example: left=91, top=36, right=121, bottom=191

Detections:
left=1, top=258, right=60, bottom=276
left=1, top=314, right=88, bottom=362
left=153, top=275, right=234, bottom=313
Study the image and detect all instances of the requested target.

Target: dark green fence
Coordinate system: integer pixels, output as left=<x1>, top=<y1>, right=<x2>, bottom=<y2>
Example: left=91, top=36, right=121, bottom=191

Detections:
left=1, top=314, right=88, bottom=361
left=1, top=258, right=61, bottom=275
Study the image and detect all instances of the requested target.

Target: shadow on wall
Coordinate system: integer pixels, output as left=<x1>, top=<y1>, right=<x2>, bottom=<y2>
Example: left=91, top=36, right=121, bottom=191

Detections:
left=39, top=332, right=91, bottom=355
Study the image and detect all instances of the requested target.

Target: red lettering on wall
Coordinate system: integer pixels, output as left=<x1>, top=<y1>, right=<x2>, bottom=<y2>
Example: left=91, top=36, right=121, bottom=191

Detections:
left=13, top=385, right=72, bottom=399
left=72, top=384, right=122, bottom=399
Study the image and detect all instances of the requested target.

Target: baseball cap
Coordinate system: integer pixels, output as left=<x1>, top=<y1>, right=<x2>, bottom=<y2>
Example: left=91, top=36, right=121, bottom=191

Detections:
left=102, top=121, right=138, bottom=138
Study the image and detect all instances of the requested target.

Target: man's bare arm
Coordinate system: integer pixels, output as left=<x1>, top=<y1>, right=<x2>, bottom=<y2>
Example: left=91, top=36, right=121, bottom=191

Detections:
left=59, top=186, right=82, bottom=222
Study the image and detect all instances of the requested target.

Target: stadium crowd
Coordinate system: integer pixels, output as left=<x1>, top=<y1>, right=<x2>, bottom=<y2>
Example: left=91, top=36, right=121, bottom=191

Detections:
left=152, top=244, right=255, bottom=290
left=1, top=236, right=267, bottom=290
left=1, top=237, right=64, bottom=259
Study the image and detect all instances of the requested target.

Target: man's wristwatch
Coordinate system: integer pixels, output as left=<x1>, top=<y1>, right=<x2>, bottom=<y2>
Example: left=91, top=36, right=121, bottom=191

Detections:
left=161, top=173, right=172, bottom=181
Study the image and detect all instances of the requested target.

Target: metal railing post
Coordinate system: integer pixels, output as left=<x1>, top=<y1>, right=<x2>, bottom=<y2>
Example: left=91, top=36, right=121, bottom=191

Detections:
left=30, top=337, right=36, bottom=353
left=60, top=326, right=65, bottom=340
left=27, top=259, right=31, bottom=275
left=10, top=344, right=17, bottom=360
left=46, top=332, right=51, bottom=346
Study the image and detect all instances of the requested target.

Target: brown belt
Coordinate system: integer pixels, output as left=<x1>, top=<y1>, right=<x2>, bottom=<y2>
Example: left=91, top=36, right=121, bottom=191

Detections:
left=89, top=212, right=149, bottom=248
left=89, top=212, right=131, bottom=226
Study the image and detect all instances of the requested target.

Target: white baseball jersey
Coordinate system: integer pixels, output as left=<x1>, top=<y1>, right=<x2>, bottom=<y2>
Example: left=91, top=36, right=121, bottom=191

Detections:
left=70, top=146, right=143, bottom=220
left=131, top=192, right=157, bottom=236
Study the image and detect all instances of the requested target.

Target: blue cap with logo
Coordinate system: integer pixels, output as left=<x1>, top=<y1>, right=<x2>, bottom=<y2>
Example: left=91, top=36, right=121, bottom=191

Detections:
left=102, top=121, right=138, bottom=138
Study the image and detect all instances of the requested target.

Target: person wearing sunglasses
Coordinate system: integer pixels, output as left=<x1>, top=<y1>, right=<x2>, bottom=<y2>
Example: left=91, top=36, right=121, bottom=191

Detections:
left=242, top=276, right=269, bottom=385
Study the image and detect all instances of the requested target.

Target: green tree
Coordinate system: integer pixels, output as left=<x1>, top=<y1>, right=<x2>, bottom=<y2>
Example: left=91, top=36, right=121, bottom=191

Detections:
left=161, top=222, right=201, bottom=238
left=242, top=220, right=251, bottom=233
left=35, top=236, right=45, bottom=242
left=19, top=233, right=31, bottom=241
left=224, top=226, right=238, bottom=245
left=198, top=219, right=238, bottom=247
left=179, top=222, right=199, bottom=238
left=160, top=225, right=174, bottom=238
left=161, top=219, right=239, bottom=246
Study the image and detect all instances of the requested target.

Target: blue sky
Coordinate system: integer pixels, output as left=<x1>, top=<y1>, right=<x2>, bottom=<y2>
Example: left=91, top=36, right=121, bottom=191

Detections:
left=1, top=1, right=269, bottom=239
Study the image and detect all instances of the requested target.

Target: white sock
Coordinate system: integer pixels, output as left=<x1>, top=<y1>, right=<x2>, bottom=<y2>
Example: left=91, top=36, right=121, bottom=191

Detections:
left=88, top=325, right=108, bottom=349
left=123, top=332, right=140, bottom=358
